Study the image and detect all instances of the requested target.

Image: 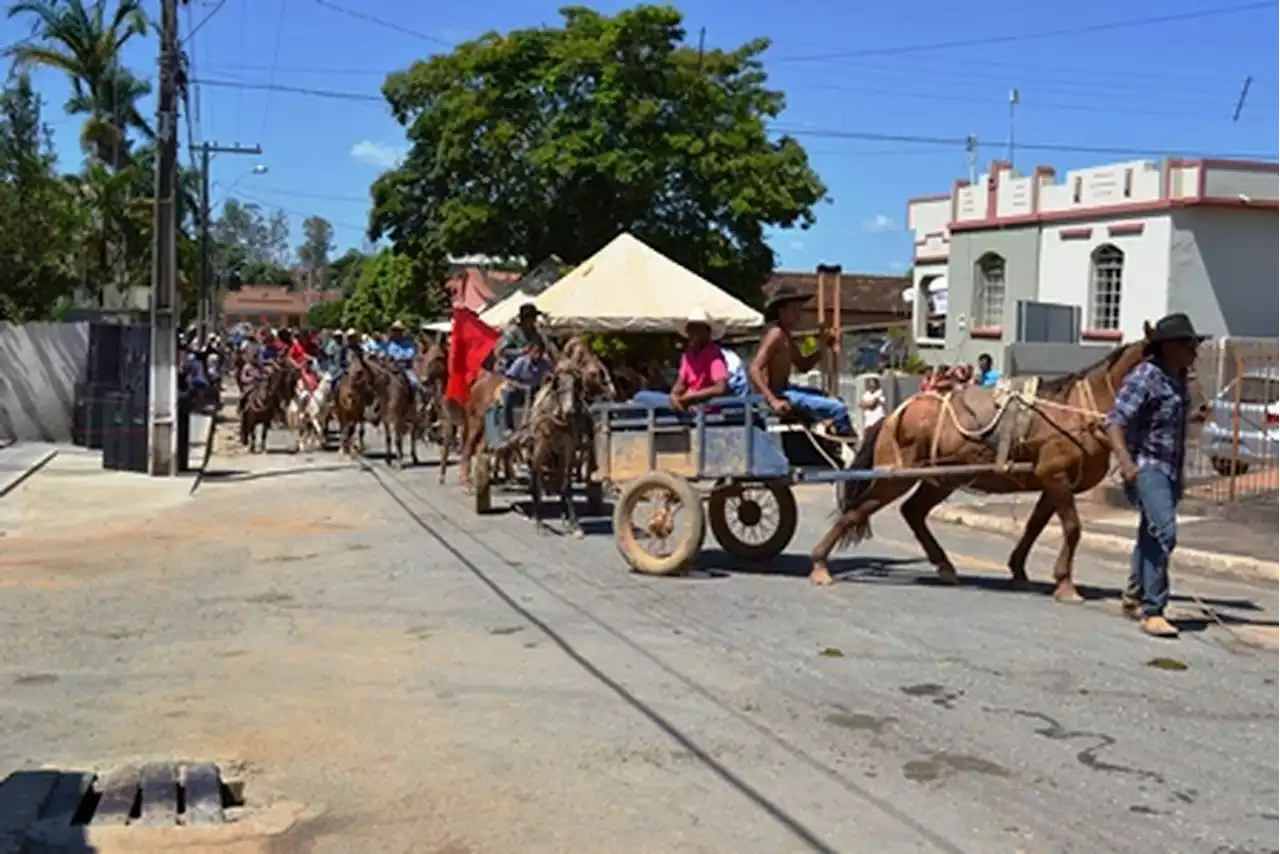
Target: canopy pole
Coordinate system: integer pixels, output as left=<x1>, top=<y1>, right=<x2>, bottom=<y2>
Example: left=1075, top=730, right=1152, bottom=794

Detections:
left=816, top=263, right=841, bottom=397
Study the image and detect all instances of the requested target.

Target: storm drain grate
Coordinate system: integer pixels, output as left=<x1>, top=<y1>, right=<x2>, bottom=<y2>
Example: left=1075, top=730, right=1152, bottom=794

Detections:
left=0, top=762, right=245, bottom=835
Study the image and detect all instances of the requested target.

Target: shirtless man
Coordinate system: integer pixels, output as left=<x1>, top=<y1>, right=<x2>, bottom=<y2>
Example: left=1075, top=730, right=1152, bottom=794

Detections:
left=747, top=285, right=854, bottom=435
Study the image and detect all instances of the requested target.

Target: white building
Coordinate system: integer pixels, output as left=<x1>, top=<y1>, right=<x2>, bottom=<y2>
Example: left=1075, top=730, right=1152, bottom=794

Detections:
left=904, top=157, right=1279, bottom=371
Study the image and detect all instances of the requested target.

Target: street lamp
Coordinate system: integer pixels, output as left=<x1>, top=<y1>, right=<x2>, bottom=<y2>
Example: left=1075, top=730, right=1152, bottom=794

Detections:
left=211, top=164, right=268, bottom=211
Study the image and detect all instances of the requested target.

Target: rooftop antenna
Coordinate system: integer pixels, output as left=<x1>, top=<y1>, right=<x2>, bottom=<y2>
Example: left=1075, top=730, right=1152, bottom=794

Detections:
left=1007, top=88, right=1019, bottom=168
left=1231, top=75, right=1253, bottom=122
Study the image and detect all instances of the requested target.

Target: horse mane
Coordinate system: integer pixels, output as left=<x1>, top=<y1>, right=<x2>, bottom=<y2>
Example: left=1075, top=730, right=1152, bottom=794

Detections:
left=1037, top=341, right=1135, bottom=396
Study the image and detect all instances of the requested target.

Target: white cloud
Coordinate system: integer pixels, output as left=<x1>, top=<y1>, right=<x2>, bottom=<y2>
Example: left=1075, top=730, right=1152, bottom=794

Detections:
left=888, top=260, right=907, bottom=272
left=789, top=240, right=805, bottom=251
left=349, top=140, right=406, bottom=169
left=861, top=213, right=896, bottom=234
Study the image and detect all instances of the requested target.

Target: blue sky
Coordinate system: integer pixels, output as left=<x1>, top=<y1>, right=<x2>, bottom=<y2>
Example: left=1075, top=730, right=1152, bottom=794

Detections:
left=5, top=0, right=1277, bottom=275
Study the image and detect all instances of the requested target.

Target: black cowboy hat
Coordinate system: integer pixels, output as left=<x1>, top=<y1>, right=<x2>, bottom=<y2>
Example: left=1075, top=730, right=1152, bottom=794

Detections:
left=518, top=302, right=542, bottom=318
left=764, top=284, right=810, bottom=319
left=1144, top=313, right=1207, bottom=353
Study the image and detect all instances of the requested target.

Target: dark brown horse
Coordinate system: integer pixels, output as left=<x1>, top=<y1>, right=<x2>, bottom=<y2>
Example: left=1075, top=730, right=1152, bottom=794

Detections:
left=238, top=360, right=299, bottom=453
left=333, top=349, right=379, bottom=457
left=809, top=325, right=1208, bottom=596
left=380, top=364, right=422, bottom=468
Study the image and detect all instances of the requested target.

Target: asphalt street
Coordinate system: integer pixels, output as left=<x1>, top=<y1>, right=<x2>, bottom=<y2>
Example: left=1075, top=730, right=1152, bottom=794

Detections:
left=2, top=425, right=1275, bottom=854
left=339, top=429, right=1278, bottom=854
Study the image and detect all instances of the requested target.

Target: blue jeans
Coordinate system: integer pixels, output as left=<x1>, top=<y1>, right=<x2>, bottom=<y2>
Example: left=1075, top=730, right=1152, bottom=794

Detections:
left=1124, top=467, right=1179, bottom=618
left=784, top=385, right=853, bottom=435
left=502, top=385, right=528, bottom=430
left=632, top=390, right=672, bottom=408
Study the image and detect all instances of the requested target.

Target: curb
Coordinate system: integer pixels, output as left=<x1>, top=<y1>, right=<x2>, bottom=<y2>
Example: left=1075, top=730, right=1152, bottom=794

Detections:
left=0, top=448, right=59, bottom=500
left=934, top=506, right=1280, bottom=584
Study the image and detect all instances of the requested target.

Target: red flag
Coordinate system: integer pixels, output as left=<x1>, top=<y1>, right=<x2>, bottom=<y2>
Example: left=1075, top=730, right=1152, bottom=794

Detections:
left=446, top=308, right=500, bottom=405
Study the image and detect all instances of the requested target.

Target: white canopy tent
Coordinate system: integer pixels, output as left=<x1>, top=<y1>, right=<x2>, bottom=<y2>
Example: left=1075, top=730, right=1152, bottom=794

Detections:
left=527, top=233, right=764, bottom=334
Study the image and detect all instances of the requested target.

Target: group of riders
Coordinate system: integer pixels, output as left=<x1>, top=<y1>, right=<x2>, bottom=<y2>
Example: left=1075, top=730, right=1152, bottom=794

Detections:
left=193, top=281, right=861, bottom=452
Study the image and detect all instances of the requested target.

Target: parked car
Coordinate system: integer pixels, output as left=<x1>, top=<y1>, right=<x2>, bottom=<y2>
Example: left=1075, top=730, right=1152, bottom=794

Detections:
left=1199, top=368, right=1278, bottom=476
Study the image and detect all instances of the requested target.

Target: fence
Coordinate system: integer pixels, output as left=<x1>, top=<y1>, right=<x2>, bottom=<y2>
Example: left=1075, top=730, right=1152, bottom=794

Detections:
left=1186, top=337, right=1278, bottom=506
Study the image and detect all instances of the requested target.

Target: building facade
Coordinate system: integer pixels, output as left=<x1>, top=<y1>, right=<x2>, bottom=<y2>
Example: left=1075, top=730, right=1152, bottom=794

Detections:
left=905, top=157, right=1279, bottom=371
left=222, top=286, right=342, bottom=329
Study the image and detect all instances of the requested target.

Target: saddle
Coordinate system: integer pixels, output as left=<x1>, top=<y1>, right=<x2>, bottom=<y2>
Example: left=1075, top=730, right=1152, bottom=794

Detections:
left=937, top=377, right=1041, bottom=465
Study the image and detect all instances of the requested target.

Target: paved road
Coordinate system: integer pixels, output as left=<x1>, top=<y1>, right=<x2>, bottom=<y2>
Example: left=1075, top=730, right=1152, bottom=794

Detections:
left=2, top=428, right=1276, bottom=854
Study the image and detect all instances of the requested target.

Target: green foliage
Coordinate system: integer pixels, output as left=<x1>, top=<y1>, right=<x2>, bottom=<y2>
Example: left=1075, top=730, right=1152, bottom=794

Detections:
left=370, top=4, right=826, bottom=304
left=240, top=260, right=294, bottom=287
left=329, top=248, right=368, bottom=297
left=297, top=215, right=335, bottom=280
left=342, top=249, right=439, bottom=331
left=897, top=353, right=931, bottom=375
left=304, top=298, right=345, bottom=330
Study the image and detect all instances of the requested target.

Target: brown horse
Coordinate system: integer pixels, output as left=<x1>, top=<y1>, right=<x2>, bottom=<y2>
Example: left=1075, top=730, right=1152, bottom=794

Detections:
left=526, top=365, right=588, bottom=535
left=808, top=326, right=1208, bottom=596
left=238, top=360, right=299, bottom=453
left=380, top=364, right=422, bottom=468
left=333, top=349, right=379, bottom=457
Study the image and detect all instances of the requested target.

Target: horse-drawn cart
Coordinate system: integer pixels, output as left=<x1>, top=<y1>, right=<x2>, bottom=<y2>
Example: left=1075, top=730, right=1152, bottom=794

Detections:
left=593, top=396, right=1035, bottom=574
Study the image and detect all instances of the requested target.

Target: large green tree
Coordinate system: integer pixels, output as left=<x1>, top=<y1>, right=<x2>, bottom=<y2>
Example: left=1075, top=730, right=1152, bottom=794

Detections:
left=0, top=75, right=83, bottom=321
left=343, top=249, right=439, bottom=331
left=297, top=215, right=334, bottom=287
left=369, top=4, right=826, bottom=302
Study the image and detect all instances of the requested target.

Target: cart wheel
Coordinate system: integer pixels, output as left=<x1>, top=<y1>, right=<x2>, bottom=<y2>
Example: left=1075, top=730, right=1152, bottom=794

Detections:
left=474, top=453, right=493, bottom=515
left=708, top=481, right=798, bottom=564
left=613, top=471, right=705, bottom=575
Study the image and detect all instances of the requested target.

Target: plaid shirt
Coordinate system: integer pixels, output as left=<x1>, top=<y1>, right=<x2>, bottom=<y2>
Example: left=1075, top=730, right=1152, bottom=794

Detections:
left=1105, top=359, right=1189, bottom=483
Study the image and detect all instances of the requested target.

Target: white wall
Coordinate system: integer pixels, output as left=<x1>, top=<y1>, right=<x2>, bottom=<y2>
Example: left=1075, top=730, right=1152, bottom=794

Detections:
left=1037, top=214, right=1172, bottom=339
left=1169, top=208, right=1280, bottom=339
left=0, top=322, right=91, bottom=442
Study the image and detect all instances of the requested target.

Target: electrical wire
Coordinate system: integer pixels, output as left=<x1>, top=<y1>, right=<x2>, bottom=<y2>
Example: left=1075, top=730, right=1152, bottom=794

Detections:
left=180, top=0, right=228, bottom=46
left=258, top=0, right=288, bottom=138
left=769, top=1, right=1278, bottom=63
left=228, top=189, right=369, bottom=233
left=312, top=0, right=453, bottom=46
left=192, top=78, right=1280, bottom=161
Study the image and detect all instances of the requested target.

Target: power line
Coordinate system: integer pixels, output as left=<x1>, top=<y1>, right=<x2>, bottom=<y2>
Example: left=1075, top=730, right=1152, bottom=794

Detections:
left=180, top=0, right=228, bottom=45
left=771, top=125, right=1279, bottom=161
left=193, top=78, right=1279, bottom=160
left=311, top=0, right=453, bottom=46
left=228, top=189, right=369, bottom=233
left=258, top=0, right=288, bottom=138
left=242, top=184, right=369, bottom=202
left=770, top=1, right=1278, bottom=63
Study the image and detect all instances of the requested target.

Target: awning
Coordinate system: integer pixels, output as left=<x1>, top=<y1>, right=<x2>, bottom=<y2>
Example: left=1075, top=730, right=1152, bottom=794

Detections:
left=528, top=233, right=765, bottom=334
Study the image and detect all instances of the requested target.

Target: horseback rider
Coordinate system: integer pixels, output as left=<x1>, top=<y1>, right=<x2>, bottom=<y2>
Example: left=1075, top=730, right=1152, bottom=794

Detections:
left=494, top=303, right=555, bottom=429
left=384, top=320, right=423, bottom=400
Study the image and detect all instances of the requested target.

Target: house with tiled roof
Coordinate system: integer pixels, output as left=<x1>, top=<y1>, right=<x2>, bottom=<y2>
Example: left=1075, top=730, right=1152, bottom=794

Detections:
left=764, top=270, right=912, bottom=331
left=221, top=286, right=342, bottom=329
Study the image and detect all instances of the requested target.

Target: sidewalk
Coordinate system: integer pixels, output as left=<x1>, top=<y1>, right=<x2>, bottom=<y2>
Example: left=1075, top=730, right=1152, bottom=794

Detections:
left=0, top=441, right=59, bottom=499
left=935, top=493, right=1279, bottom=583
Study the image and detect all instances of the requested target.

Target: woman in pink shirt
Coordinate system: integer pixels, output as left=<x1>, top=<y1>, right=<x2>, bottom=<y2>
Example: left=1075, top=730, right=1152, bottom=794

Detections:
left=631, top=309, right=729, bottom=410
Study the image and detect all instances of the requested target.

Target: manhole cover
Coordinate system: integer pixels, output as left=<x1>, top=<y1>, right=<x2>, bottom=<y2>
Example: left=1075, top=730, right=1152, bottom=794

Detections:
left=0, top=761, right=244, bottom=842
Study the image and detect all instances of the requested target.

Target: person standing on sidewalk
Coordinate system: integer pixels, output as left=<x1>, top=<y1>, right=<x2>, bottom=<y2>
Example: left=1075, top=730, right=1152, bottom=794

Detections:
left=1104, top=313, right=1206, bottom=638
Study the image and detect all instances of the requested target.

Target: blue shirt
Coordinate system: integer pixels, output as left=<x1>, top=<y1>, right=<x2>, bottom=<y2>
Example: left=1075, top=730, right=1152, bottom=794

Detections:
left=1105, top=360, right=1189, bottom=484
left=384, top=338, right=417, bottom=367
left=978, top=368, right=1000, bottom=388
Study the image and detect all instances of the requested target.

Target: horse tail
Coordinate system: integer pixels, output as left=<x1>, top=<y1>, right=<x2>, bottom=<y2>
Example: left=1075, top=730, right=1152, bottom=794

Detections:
left=833, top=417, right=885, bottom=547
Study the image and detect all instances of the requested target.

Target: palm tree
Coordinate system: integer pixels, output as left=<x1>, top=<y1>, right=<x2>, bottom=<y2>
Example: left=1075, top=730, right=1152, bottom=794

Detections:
left=4, top=0, right=151, bottom=168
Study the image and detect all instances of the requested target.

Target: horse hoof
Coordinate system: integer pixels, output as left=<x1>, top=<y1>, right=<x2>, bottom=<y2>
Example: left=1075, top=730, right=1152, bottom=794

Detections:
left=1054, top=588, right=1084, bottom=604
left=1009, top=575, right=1031, bottom=590
left=572, top=529, right=585, bottom=540
left=936, top=566, right=959, bottom=585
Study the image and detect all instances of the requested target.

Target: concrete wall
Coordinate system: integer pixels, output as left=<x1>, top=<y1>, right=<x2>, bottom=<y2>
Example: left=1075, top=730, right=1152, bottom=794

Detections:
left=938, top=226, right=1041, bottom=373
left=1038, top=212, right=1172, bottom=340
left=0, top=322, right=90, bottom=442
left=1168, top=208, right=1280, bottom=339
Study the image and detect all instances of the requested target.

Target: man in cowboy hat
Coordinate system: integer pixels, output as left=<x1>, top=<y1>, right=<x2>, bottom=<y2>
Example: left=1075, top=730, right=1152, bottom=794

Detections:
left=747, top=285, right=853, bottom=435
left=632, top=309, right=730, bottom=410
left=1105, top=312, right=1206, bottom=639
left=384, top=319, right=423, bottom=396
left=494, top=303, right=554, bottom=429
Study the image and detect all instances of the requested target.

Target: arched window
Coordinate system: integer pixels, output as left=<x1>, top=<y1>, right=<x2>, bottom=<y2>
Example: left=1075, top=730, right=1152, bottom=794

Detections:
left=1090, top=244, right=1124, bottom=331
left=973, top=253, right=1006, bottom=328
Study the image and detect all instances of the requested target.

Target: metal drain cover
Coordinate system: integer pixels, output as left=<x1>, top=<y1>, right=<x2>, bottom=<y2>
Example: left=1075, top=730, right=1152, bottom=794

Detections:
left=0, top=761, right=242, bottom=846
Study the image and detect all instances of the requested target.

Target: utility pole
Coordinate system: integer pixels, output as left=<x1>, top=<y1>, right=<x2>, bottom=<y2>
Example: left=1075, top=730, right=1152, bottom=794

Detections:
left=1007, top=88, right=1019, bottom=168
left=148, top=0, right=181, bottom=477
left=198, top=141, right=262, bottom=342
left=965, top=135, right=979, bottom=184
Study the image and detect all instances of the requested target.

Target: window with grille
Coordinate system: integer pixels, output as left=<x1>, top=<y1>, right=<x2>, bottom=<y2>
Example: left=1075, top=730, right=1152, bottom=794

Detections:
left=973, top=253, right=1006, bottom=328
left=1089, top=245, right=1124, bottom=331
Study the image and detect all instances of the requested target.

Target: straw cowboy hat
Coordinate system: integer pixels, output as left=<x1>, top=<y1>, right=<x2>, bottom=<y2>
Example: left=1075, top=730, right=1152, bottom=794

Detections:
left=389, top=319, right=406, bottom=331
left=344, top=327, right=359, bottom=338
left=681, top=308, right=724, bottom=340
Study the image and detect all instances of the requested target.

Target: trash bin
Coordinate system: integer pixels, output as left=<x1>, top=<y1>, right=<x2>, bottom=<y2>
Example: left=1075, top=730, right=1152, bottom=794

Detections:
left=102, top=390, right=147, bottom=473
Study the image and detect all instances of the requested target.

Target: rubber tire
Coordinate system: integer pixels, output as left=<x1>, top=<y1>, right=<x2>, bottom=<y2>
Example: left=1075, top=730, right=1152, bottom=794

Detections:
left=474, top=453, right=493, bottom=515
left=708, top=481, right=798, bottom=563
left=613, top=471, right=705, bottom=575
left=1211, top=456, right=1248, bottom=477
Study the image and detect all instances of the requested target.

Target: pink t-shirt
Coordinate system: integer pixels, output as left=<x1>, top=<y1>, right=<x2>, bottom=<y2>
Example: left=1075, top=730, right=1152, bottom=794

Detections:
left=678, top=343, right=728, bottom=392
